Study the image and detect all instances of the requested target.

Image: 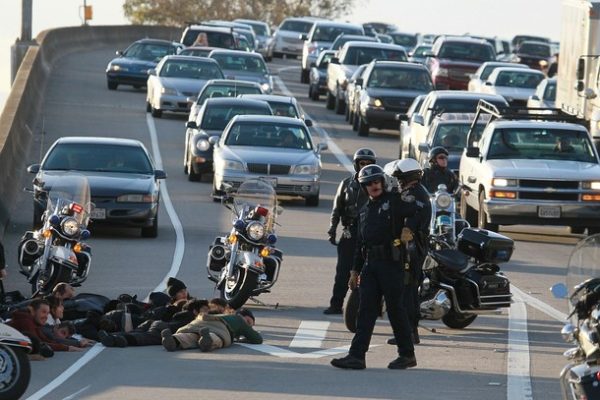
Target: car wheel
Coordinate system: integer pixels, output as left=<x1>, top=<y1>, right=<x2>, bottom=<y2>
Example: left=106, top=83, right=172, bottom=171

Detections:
left=326, top=91, right=335, bottom=110
left=358, top=117, right=370, bottom=137
left=187, top=159, right=201, bottom=182
left=33, top=203, right=43, bottom=229
left=352, top=113, right=359, bottom=131
left=151, top=106, right=162, bottom=118
left=311, top=86, right=320, bottom=101
left=107, top=81, right=118, bottom=90
left=141, top=217, right=158, bottom=238
left=301, top=69, right=309, bottom=84
left=587, top=227, right=600, bottom=235
left=212, top=181, right=224, bottom=202
left=273, top=52, right=282, bottom=59
left=334, top=88, right=345, bottom=115
left=478, top=191, right=498, bottom=232
left=308, top=85, right=313, bottom=99
left=265, top=55, right=272, bottom=62
left=570, top=226, right=586, bottom=234
left=305, top=192, right=319, bottom=207
left=146, top=101, right=151, bottom=113
left=344, top=103, right=350, bottom=121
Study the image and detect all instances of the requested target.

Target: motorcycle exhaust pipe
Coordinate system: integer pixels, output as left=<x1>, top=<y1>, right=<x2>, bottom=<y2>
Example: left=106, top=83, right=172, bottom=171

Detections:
left=23, top=240, right=41, bottom=256
left=209, top=245, right=227, bottom=261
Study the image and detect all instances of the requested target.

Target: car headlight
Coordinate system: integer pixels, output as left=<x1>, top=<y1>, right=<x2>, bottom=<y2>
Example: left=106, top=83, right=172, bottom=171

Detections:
left=583, top=181, right=600, bottom=190
left=223, top=160, right=244, bottom=171
left=196, top=139, right=210, bottom=151
left=293, top=164, right=319, bottom=174
left=117, top=194, right=157, bottom=203
left=492, top=178, right=518, bottom=187
left=161, top=86, right=178, bottom=95
left=435, top=193, right=452, bottom=209
left=246, top=221, right=265, bottom=241
left=261, top=82, right=271, bottom=92
left=436, top=67, right=449, bottom=77
left=61, top=218, right=80, bottom=237
left=108, top=64, right=127, bottom=72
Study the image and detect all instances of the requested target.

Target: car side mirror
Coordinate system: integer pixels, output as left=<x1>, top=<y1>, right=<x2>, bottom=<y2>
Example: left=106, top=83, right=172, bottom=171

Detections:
left=148, top=69, right=157, bottom=76
left=317, top=142, right=328, bottom=153
left=186, top=121, right=198, bottom=129
left=418, top=142, right=429, bottom=152
left=530, top=95, right=540, bottom=101
left=27, top=164, right=40, bottom=174
left=355, top=78, right=363, bottom=86
left=585, top=88, right=597, bottom=99
left=208, top=136, right=219, bottom=145
left=330, top=57, right=339, bottom=64
left=155, top=169, right=167, bottom=179
left=300, top=34, right=308, bottom=41
left=395, top=113, right=408, bottom=121
left=304, top=118, right=313, bottom=127
left=413, top=114, right=424, bottom=125
left=116, top=50, right=123, bottom=56
left=466, top=147, right=480, bottom=158
left=484, top=81, right=492, bottom=86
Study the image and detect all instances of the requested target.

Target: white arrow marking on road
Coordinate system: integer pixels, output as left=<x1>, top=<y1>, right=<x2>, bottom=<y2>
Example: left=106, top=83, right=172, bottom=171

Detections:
left=290, top=321, right=330, bottom=348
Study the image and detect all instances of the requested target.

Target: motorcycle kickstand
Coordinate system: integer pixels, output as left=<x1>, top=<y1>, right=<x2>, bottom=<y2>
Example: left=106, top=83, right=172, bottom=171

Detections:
left=247, top=296, right=280, bottom=309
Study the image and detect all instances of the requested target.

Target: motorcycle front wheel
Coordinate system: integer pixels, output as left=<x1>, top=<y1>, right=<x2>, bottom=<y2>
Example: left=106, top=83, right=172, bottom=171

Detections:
left=32, top=262, right=72, bottom=295
left=442, top=309, right=477, bottom=329
left=344, top=289, right=360, bottom=333
left=0, top=345, right=31, bottom=400
left=220, top=268, right=258, bottom=309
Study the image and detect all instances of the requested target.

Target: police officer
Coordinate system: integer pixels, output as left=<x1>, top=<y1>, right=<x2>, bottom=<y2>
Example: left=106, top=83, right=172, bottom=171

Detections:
left=324, top=148, right=376, bottom=314
left=331, top=164, right=421, bottom=370
left=422, top=146, right=458, bottom=194
left=388, top=158, right=431, bottom=346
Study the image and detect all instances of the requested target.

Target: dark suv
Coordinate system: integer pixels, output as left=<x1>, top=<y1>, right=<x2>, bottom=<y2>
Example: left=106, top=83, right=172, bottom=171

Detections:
left=425, top=36, right=495, bottom=90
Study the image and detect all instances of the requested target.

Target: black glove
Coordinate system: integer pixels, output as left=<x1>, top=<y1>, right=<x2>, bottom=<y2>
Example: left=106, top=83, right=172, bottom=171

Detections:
left=328, top=231, right=336, bottom=246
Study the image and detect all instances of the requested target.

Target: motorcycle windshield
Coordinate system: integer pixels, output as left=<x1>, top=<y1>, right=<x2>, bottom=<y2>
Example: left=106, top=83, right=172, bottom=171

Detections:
left=566, top=234, right=600, bottom=324
left=45, top=173, right=92, bottom=227
left=233, top=178, right=277, bottom=231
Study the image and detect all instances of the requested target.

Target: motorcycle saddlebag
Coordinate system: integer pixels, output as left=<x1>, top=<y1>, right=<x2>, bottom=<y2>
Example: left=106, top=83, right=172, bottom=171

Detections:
left=465, top=269, right=511, bottom=308
left=457, top=228, right=514, bottom=264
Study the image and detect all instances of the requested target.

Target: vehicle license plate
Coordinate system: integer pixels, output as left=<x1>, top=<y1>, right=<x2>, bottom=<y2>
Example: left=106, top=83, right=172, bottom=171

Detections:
left=90, top=208, right=106, bottom=220
left=259, top=177, right=277, bottom=187
left=538, top=206, right=560, bottom=218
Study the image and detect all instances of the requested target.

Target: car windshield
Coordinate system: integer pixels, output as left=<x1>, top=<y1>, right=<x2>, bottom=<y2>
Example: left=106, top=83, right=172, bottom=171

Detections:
left=179, top=48, right=212, bottom=57
left=367, top=67, right=433, bottom=91
left=182, top=31, right=235, bottom=48
left=280, top=20, right=313, bottom=33
left=317, top=52, right=334, bottom=68
left=225, top=122, right=313, bottom=150
left=269, top=102, right=299, bottom=118
left=487, top=128, right=597, bottom=163
left=433, top=123, right=485, bottom=150
left=544, top=81, right=557, bottom=101
left=518, top=43, right=550, bottom=57
left=438, top=42, right=494, bottom=62
left=159, top=60, right=223, bottom=79
left=412, top=46, right=431, bottom=57
left=125, top=43, right=177, bottom=62
left=244, top=23, right=268, bottom=36
left=197, top=84, right=262, bottom=105
left=211, top=54, right=267, bottom=73
left=332, top=36, right=376, bottom=50
left=200, top=105, right=272, bottom=130
left=495, top=71, right=543, bottom=88
left=390, top=34, right=417, bottom=48
left=513, top=35, right=549, bottom=47
left=43, top=143, right=154, bottom=174
left=480, top=65, right=504, bottom=80
left=343, top=47, right=407, bottom=65
left=236, top=30, right=255, bottom=48
left=313, top=26, right=362, bottom=42
left=427, top=98, right=507, bottom=124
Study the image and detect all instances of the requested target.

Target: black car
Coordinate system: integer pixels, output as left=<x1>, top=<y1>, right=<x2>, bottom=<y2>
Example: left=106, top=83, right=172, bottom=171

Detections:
left=105, top=38, right=183, bottom=90
left=28, top=137, right=166, bottom=238
left=355, top=60, right=433, bottom=136
left=184, top=98, right=273, bottom=181
left=309, top=50, right=335, bottom=101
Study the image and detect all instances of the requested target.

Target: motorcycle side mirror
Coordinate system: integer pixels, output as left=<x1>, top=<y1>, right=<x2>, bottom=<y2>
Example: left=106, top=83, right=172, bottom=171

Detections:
left=550, top=283, right=568, bottom=299
left=275, top=205, right=284, bottom=216
left=561, top=323, right=575, bottom=342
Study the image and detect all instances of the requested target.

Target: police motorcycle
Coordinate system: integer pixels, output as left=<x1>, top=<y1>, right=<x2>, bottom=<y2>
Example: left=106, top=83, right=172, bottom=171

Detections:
left=0, top=322, right=32, bottom=400
left=19, top=174, right=92, bottom=295
left=207, top=178, right=282, bottom=309
left=550, top=234, right=600, bottom=400
left=344, top=160, right=514, bottom=331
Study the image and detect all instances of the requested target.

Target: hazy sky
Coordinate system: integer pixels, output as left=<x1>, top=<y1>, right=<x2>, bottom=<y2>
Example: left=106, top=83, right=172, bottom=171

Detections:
left=0, top=0, right=562, bottom=113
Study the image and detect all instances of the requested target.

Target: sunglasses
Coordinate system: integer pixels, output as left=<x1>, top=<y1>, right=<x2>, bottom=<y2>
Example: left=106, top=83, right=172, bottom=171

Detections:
left=358, top=160, right=373, bottom=167
left=365, top=180, right=381, bottom=187
left=436, top=155, right=448, bottom=160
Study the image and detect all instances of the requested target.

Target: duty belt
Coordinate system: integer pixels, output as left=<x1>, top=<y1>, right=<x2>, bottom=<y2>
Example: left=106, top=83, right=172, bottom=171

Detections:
left=365, top=244, right=393, bottom=261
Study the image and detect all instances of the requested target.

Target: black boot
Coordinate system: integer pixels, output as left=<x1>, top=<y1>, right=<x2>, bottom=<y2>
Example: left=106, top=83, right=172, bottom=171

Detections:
left=323, top=306, right=343, bottom=315
left=388, top=354, right=417, bottom=370
left=331, top=354, right=366, bottom=370
left=98, top=330, right=115, bottom=347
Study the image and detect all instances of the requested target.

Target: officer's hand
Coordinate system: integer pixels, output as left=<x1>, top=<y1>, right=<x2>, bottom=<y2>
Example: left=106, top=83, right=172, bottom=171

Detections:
left=0, top=269, right=6, bottom=279
left=328, top=232, right=337, bottom=246
left=348, top=271, right=359, bottom=290
left=401, top=227, right=414, bottom=243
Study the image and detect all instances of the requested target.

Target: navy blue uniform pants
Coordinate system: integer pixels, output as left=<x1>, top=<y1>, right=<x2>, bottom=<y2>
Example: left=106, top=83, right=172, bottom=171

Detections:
left=329, top=234, right=357, bottom=309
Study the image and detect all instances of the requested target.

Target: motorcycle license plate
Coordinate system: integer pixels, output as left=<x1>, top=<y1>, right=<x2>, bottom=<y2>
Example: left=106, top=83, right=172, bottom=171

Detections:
left=90, top=208, right=106, bottom=220
left=538, top=206, right=560, bottom=219
left=259, top=177, right=277, bottom=188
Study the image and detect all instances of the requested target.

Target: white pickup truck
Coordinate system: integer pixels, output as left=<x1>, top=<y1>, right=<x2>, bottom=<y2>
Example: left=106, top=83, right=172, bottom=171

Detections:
left=459, top=103, right=600, bottom=234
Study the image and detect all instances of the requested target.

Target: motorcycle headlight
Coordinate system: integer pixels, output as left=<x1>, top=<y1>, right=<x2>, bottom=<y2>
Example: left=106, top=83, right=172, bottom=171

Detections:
left=61, top=218, right=80, bottom=237
left=196, top=139, right=210, bottom=151
left=435, top=193, right=452, bottom=209
left=246, top=221, right=265, bottom=241
left=293, top=164, right=319, bottom=174
left=161, top=86, right=178, bottom=95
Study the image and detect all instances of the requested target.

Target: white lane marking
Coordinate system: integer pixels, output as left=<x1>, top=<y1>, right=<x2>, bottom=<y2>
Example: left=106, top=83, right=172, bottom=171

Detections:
left=62, top=385, right=91, bottom=400
left=275, top=65, right=301, bottom=73
left=25, top=114, right=186, bottom=400
left=507, top=290, right=533, bottom=400
left=238, top=343, right=377, bottom=359
left=290, top=321, right=330, bottom=348
left=512, top=285, right=568, bottom=322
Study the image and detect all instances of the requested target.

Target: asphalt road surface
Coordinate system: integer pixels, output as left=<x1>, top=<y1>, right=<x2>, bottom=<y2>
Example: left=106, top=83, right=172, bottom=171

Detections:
left=2, top=46, right=576, bottom=400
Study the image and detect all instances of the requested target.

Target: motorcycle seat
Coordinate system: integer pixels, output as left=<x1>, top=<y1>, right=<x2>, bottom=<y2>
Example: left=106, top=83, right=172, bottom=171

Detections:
left=431, top=249, right=470, bottom=274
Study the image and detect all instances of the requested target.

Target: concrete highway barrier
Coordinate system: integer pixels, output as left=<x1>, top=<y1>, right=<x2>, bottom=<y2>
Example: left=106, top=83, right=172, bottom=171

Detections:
left=0, top=25, right=180, bottom=232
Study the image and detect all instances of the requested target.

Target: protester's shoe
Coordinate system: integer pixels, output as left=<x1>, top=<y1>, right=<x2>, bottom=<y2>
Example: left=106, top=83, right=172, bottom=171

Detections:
left=386, top=337, right=396, bottom=345
left=331, top=354, right=366, bottom=370
left=198, top=328, right=213, bottom=352
left=39, top=343, right=54, bottom=358
left=113, top=335, right=128, bottom=348
left=161, top=329, right=177, bottom=352
left=387, top=355, right=417, bottom=370
left=323, top=307, right=343, bottom=315
left=98, top=330, right=115, bottom=347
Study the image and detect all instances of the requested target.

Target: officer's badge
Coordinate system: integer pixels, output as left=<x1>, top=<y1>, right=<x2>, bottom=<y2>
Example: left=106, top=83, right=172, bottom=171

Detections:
left=401, top=191, right=415, bottom=203
left=381, top=200, right=390, bottom=211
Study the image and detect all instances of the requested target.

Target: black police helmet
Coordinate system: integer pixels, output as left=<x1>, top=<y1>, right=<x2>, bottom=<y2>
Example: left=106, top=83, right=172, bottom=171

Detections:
left=357, top=164, right=385, bottom=186
left=352, top=148, right=377, bottom=172
left=428, top=146, right=449, bottom=164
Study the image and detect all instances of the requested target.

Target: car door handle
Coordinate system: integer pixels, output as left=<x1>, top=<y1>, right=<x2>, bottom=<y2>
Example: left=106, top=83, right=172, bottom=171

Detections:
left=467, top=176, right=476, bottom=184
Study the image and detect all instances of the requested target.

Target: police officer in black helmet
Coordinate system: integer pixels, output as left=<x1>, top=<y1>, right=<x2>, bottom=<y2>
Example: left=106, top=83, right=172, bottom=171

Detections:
left=331, top=164, right=420, bottom=370
left=324, top=148, right=377, bottom=315
left=422, top=146, right=458, bottom=194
